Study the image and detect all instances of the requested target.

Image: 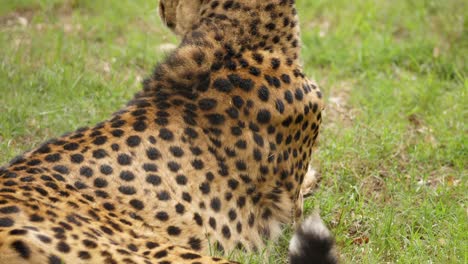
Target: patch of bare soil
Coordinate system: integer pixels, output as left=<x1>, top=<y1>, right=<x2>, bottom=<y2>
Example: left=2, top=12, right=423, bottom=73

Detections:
left=416, top=166, right=461, bottom=189
left=407, top=114, right=438, bottom=147
left=322, top=80, right=358, bottom=129
left=303, top=16, right=333, bottom=38
left=0, top=6, right=36, bottom=28
left=405, top=114, right=460, bottom=189
left=360, top=175, right=387, bottom=202
left=0, top=1, right=81, bottom=32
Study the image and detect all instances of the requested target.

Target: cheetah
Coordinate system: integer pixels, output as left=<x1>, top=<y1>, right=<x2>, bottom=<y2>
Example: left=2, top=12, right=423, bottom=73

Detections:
left=0, top=0, right=337, bottom=263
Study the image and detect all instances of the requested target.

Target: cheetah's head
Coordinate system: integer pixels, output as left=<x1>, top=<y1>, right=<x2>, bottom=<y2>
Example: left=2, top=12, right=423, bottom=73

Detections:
left=158, top=0, right=203, bottom=36
left=159, top=0, right=299, bottom=40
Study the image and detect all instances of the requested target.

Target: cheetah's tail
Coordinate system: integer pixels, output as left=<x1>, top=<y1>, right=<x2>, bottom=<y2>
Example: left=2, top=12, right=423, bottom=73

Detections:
left=288, top=214, right=338, bottom=264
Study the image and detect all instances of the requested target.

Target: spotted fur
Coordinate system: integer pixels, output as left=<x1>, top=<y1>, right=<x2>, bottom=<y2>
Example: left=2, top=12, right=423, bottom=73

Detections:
left=0, top=0, right=331, bottom=263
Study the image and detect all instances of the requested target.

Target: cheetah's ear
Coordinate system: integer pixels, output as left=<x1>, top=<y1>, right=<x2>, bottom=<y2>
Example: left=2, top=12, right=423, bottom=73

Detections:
left=174, top=0, right=203, bottom=36
left=158, top=0, right=179, bottom=32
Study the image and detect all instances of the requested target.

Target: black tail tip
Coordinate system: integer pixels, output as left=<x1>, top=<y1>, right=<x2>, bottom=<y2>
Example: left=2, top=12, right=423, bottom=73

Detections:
left=288, top=214, right=338, bottom=264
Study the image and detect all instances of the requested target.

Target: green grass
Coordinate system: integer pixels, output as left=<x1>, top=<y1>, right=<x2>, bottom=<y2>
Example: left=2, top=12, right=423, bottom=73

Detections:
left=0, top=0, right=466, bottom=263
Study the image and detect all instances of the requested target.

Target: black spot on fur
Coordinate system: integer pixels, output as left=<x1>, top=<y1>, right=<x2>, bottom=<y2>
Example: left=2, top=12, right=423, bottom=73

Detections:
left=0, top=217, right=14, bottom=227
left=167, top=226, right=181, bottom=236
left=213, top=78, right=233, bottom=93
left=11, top=240, right=30, bottom=259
